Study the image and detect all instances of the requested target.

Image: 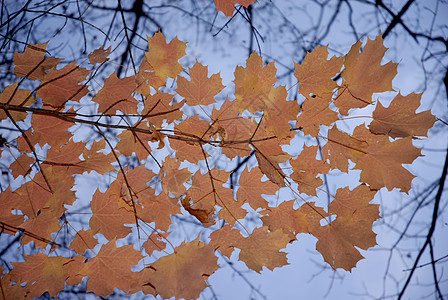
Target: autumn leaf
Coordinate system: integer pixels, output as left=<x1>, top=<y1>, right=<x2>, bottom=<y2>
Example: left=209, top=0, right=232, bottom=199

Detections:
left=294, top=45, right=343, bottom=97
left=143, top=238, right=219, bottom=300
left=234, top=51, right=277, bottom=114
left=290, top=145, right=330, bottom=196
left=13, top=42, right=62, bottom=80
left=237, top=166, right=278, bottom=210
left=297, top=94, right=338, bottom=137
left=161, top=157, right=192, bottom=198
left=335, top=35, right=397, bottom=115
left=78, top=238, right=143, bottom=297
left=185, top=169, right=233, bottom=226
left=29, top=113, right=74, bottom=150
left=93, top=71, right=138, bottom=115
left=263, top=86, right=300, bottom=140
left=10, top=253, right=71, bottom=298
left=71, top=229, right=98, bottom=255
left=369, top=92, right=436, bottom=138
left=323, top=125, right=421, bottom=192
left=141, top=91, right=184, bottom=127
left=0, top=83, right=34, bottom=122
left=142, top=232, right=166, bottom=256
left=214, top=0, right=256, bottom=17
left=135, top=187, right=180, bottom=232
left=313, top=185, right=379, bottom=271
left=36, top=61, right=91, bottom=108
left=145, top=30, right=186, bottom=81
left=252, top=138, right=292, bottom=186
left=88, top=45, right=111, bottom=64
left=90, top=188, right=135, bottom=240
left=210, top=98, right=254, bottom=159
left=261, top=201, right=328, bottom=239
left=235, top=226, right=291, bottom=273
left=176, top=60, right=224, bottom=106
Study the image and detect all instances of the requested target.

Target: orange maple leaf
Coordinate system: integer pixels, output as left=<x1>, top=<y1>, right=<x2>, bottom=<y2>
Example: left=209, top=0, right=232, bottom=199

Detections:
left=335, top=35, right=397, bottom=115
left=88, top=45, right=111, bottom=64
left=71, top=229, right=98, bottom=255
left=93, top=71, right=138, bottom=115
left=323, top=125, right=421, bottom=192
left=10, top=253, right=70, bottom=298
left=237, top=226, right=291, bottom=272
left=161, top=157, right=192, bottom=198
left=369, top=92, right=436, bottom=138
left=313, top=185, right=379, bottom=271
left=90, top=188, right=135, bottom=240
left=294, top=45, right=343, bottom=97
left=176, top=60, right=224, bottom=106
left=143, top=238, right=219, bottom=300
left=290, top=145, right=330, bottom=196
left=77, top=238, right=143, bottom=297
left=36, top=61, right=91, bottom=108
left=210, top=99, right=254, bottom=159
left=214, top=0, right=256, bottom=17
left=297, top=94, right=338, bottom=137
left=145, top=30, right=186, bottom=81
left=0, top=83, right=34, bottom=122
left=237, top=166, right=278, bottom=210
left=261, top=201, right=328, bottom=240
left=234, top=52, right=277, bottom=114
left=13, top=42, right=62, bottom=80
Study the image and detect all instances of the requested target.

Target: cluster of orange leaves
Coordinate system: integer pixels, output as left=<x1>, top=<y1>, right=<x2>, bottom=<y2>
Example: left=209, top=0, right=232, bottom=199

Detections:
left=0, top=24, right=436, bottom=300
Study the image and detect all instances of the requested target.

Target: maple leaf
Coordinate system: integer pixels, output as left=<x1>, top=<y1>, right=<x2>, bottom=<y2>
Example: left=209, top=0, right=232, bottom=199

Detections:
left=297, top=94, right=338, bottom=137
left=210, top=98, right=254, bottom=159
left=294, top=45, right=343, bottom=97
left=313, top=185, right=379, bottom=271
left=252, top=138, right=292, bottom=186
left=90, top=188, right=135, bottom=240
left=88, top=45, right=111, bottom=64
left=18, top=208, right=61, bottom=248
left=369, top=92, right=436, bottom=138
left=36, top=61, right=91, bottom=108
left=78, top=238, right=143, bottom=297
left=0, top=188, right=25, bottom=228
left=176, top=60, right=224, bottom=106
left=0, top=83, right=34, bottom=122
left=145, top=30, right=186, bottom=81
left=13, top=42, right=62, bottom=80
left=142, top=232, right=166, bottom=256
left=116, top=129, right=151, bottom=159
left=234, top=52, right=277, bottom=114
left=10, top=253, right=70, bottom=298
left=263, top=86, right=300, bottom=140
left=141, top=91, right=184, bottom=127
left=170, top=115, right=211, bottom=163
left=71, top=229, right=98, bottom=255
left=237, top=227, right=291, bottom=272
left=323, top=125, right=421, bottom=192
left=214, top=0, right=256, bottom=17
left=237, top=166, right=278, bottom=210
left=29, top=113, right=74, bottom=150
left=335, top=35, right=397, bottom=115
left=10, top=152, right=34, bottom=178
left=290, top=145, right=330, bottom=196
left=135, top=57, right=165, bottom=92
left=161, top=157, right=192, bottom=198
left=93, top=71, right=138, bottom=115
left=261, top=201, right=328, bottom=239
left=185, top=170, right=233, bottom=226
left=135, top=186, right=180, bottom=232
left=143, top=238, right=219, bottom=300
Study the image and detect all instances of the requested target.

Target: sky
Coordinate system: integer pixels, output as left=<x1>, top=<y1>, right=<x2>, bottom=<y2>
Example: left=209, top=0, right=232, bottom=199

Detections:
left=1, top=1, right=447, bottom=299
